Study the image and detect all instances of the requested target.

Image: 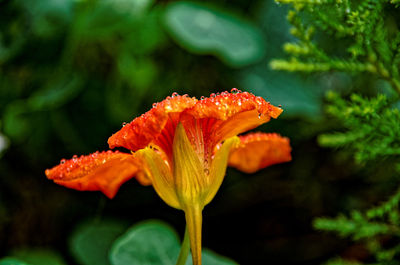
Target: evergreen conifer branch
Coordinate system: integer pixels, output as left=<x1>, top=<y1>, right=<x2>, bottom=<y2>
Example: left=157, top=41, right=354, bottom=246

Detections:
left=273, top=1, right=400, bottom=263
left=314, top=187, right=400, bottom=264
left=318, top=92, right=400, bottom=163
left=271, top=0, right=400, bottom=94
left=324, top=258, right=362, bottom=265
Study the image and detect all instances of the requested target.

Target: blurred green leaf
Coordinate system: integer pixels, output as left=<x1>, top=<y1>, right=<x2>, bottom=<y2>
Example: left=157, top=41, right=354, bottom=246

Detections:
left=72, top=0, right=154, bottom=41
left=28, top=73, right=83, bottom=111
left=2, top=101, right=32, bottom=142
left=241, top=69, right=322, bottom=119
left=110, top=220, right=180, bottom=265
left=0, top=257, right=30, bottom=265
left=123, top=9, right=166, bottom=55
left=0, top=30, right=25, bottom=64
left=70, top=219, right=127, bottom=265
left=117, top=56, right=157, bottom=90
left=238, top=0, right=322, bottom=119
left=0, top=132, right=9, bottom=158
left=17, top=0, right=73, bottom=38
left=185, top=250, right=238, bottom=265
left=164, top=1, right=265, bottom=67
left=0, top=120, right=10, bottom=158
left=110, top=220, right=238, bottom=265
left=11, top=249, right=66, bottom=265
left=3, top=73, right=82, bottom=141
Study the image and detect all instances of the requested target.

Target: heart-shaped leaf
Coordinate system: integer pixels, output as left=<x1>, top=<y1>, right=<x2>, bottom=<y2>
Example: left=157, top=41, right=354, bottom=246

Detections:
left=69, top=219, right=127, bottom=265
left=0, top=257, right=30, bottom=265
left=164, top=1, right=265, bottom=67
left=110, top=220, right=238, bottom=265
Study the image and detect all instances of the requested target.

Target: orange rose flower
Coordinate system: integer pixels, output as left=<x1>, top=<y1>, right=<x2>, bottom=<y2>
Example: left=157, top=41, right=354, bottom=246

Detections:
left=45, top=90, right=291, bottom=265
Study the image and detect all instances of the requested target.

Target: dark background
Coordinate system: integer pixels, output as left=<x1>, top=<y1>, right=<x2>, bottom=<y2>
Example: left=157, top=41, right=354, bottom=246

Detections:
left=0, top=0, right=388, bottom=264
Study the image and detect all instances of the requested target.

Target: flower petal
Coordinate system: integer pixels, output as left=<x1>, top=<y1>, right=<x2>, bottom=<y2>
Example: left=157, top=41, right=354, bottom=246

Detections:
left=182, top=91, right=283, bottom=145
left=185, top=91, right=282, bottom=121
left=108, top=95, right=197, bottom=151
left=173, top=123, right=207, bottom=207
left=45, top=151, right=144, bottom=198
left=136, top=147, right=181, bottom=209
left=228, top=132, right=292, bottom=174
left=204, top=135, right=240, bottom=205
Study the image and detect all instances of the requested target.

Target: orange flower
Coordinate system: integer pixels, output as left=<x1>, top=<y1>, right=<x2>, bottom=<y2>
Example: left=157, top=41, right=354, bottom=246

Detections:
left=45, top=90, right=291, bottom=265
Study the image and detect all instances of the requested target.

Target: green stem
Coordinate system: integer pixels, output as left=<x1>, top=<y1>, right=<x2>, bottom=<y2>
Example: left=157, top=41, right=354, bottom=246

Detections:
left=176, top=225, right=190, bottom=265
left=184, top=205, right=203, bottom=265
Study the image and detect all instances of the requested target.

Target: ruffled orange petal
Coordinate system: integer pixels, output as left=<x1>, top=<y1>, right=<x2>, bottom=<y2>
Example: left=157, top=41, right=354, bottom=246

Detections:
left=228, top=132, right=291, bottom=174
left=108, top=95, right=197, bottom=151
left=45, top=151, right=144, bottom=198
left=185, top=91, right=282, bottom=121
left=181, top=91, right=283, bottom=156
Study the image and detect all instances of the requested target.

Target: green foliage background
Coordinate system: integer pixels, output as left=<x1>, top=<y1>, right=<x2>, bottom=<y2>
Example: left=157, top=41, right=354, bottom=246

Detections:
left=1, top=0, right=400, bottom=264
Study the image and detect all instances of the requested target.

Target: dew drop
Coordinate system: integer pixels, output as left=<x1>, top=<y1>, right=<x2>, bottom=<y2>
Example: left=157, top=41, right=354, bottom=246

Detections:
left=122, top=122, right=127, bottom=127
left=60, top=159, right=66, bottom=164
left=278, top=104, right=282, bottom=108
left=231, top=88, right=239, bottom=94
left=210, top=93, right=216, bottom=98
left=152, top=103, right=158, bottom=108
left=204, top=168, right=210, bottom=175
left=172, top=92, right=179, bottom=97
left=72, top=155, right=78, bottom=161
left=200, top=96, right=205, bottom=100
left=258, top=113, right=262, bottom=118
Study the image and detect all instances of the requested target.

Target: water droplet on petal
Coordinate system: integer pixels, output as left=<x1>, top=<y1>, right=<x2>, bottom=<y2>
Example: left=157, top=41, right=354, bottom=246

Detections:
left=204, top=168, right=210, bottom=175
left=122, top=122, right=127, bottom=127
left=172, top=92, right=179, bottom=97
left=210, top=93, right=216, bottom=98
left=60, top=159, right=66, bottom=164
left=152, top=103, right=158, bottom=108
left=231, top=88, right=239, bottom=94
left=200, top=96, right=205, bottom=100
